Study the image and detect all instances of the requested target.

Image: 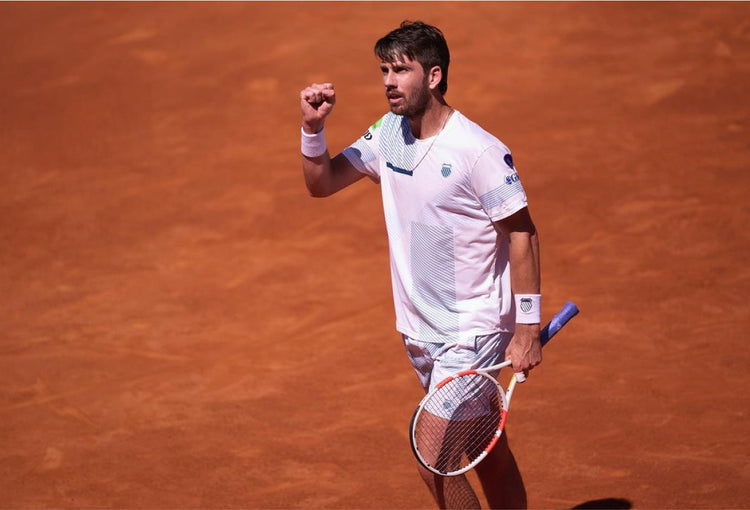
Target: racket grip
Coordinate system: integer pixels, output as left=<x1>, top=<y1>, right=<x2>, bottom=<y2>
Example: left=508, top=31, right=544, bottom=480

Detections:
left=540, top=301, right=579, bottom=347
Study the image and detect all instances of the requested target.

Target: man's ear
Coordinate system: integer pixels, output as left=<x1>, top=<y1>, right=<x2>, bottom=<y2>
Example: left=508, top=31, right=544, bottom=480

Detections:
left=427, top=66, right=442, bottom=91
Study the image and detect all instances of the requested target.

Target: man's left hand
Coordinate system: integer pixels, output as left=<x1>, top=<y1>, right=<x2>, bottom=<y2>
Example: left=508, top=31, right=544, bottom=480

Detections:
left=505, top=323, right=542, bottom=382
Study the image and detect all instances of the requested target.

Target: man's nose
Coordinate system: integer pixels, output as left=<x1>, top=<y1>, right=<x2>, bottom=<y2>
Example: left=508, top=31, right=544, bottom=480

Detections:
left=383, top=70, right=397, bottom=88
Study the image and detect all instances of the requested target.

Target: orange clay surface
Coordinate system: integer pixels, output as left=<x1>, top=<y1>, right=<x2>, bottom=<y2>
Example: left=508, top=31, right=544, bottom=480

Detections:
left=1, top=3, right=749, bottom=509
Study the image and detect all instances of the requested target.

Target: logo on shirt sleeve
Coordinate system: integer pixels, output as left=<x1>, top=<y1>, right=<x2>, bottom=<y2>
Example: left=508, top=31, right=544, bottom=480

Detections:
left=503, top=153, right=519, bottom=185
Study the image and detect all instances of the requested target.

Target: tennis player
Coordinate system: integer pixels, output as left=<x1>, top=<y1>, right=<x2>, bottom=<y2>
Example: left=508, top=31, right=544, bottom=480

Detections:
left=299, top=21, right=541, bottom=509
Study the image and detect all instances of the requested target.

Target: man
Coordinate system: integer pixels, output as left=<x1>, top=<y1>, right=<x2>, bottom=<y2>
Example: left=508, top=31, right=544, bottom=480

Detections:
left=299, top=21, right=541, bottom=509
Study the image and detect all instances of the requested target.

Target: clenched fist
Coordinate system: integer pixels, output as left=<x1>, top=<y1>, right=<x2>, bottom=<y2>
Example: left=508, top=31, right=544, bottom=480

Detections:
left=300, top=83, right=336, bottom=134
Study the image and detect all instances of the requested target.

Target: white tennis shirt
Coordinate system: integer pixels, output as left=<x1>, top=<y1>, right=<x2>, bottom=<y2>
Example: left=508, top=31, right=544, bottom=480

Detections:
left=342, top=110, right=528, bottom=342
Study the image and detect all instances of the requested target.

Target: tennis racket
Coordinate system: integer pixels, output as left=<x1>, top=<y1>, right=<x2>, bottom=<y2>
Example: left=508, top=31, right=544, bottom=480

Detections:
left=409, top=301, right=579, bottom=476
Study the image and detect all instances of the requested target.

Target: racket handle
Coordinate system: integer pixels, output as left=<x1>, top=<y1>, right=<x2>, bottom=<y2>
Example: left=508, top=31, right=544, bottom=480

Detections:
left=540, top=301, right=579, bottom=347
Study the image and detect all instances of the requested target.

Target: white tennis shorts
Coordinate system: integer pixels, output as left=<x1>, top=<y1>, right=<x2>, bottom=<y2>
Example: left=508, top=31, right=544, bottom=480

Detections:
left=402, top=332, right=514, bottom=393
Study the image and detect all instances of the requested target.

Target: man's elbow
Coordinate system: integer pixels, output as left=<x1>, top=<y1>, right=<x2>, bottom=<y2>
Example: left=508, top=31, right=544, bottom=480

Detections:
left=308, top=188, right=332, bottom=198
left=305, top=181, right=334, bottom=198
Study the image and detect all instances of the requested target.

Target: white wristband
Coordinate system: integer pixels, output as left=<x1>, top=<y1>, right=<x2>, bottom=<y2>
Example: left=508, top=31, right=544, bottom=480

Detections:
left=515, top=294, right=541, bottom=324
left=301, top=127, right=327, bottom=157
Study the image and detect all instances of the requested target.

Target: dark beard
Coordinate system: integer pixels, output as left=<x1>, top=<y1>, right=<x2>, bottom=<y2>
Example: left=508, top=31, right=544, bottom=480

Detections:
left=388, top=78, right=431, bottom=118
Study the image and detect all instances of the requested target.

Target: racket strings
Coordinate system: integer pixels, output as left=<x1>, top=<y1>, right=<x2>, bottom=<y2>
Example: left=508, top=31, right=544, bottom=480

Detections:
left=414, top=374, right=505, bottom=474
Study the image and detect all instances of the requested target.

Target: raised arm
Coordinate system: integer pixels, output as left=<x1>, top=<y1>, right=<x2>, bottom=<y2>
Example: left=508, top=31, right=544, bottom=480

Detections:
left=300, top=83, right=365, bottom=197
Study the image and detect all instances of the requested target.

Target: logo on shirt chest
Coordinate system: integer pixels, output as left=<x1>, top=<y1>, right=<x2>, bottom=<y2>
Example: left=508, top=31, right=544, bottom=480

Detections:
left=441, top=163, right=452, bottom=178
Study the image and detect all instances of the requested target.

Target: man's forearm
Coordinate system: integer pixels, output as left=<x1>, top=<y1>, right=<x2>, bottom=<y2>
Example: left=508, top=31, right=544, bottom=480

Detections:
left=302, top=152, right=333, bottom=197
left=508, top=230, right=540, bottom=295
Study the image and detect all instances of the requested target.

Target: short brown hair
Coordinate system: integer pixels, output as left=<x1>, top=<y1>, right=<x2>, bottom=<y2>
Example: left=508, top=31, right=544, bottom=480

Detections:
left=375, top=21, right=450, bottom=95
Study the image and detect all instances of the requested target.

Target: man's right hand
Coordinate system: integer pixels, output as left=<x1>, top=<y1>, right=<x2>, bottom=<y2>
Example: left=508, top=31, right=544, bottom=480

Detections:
left=300, top=83, right=336, bottom=134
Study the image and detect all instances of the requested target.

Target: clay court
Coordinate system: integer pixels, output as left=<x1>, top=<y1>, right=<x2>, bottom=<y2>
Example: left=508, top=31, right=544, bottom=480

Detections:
left=1, top=2, right=749, bottom=508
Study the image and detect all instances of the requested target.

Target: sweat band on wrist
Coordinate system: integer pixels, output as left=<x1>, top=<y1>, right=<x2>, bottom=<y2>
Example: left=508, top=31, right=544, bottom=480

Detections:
left=515, top=294, right=541, bottom=324
left=301, top=127, right=327, bottom=158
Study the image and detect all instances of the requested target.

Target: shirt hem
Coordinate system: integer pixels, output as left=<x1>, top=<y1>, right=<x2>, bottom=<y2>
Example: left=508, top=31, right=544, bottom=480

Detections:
left=396, top=324, right=514, bottom=343
left=488, top=199, right=528, bottom=222
left=342, top=147, right=380, bottom=183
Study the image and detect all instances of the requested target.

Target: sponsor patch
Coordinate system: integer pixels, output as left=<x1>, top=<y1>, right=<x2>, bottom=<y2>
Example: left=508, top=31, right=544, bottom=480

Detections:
left=505, top=172, right=520, bottom=185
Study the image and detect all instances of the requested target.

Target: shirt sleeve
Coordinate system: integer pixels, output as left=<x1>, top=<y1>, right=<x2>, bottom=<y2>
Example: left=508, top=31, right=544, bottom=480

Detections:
left=341, top=117, right=384, bottom=182
left=470, top=144, right=528, bottom=221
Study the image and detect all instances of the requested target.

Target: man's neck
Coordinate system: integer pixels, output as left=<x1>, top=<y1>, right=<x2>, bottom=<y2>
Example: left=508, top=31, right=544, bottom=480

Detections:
left=409, top=100, right=453, bottom=139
